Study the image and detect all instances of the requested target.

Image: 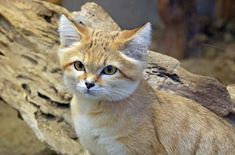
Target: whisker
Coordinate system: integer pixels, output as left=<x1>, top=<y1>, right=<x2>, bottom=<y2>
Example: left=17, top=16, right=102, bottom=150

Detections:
left=107, top=89, right=140, bottom=107
left=109, top=88, right=144, bottom=98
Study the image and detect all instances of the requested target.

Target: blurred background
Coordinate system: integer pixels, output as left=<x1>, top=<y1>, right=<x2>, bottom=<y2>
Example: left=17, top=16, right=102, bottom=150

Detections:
left=0, top=0, right=235, bottom=155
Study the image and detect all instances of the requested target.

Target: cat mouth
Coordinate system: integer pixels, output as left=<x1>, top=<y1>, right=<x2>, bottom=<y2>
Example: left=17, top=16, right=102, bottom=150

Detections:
left=81, top=91, right=101, bottom=100
left=83, top=90, right=96, bottom=97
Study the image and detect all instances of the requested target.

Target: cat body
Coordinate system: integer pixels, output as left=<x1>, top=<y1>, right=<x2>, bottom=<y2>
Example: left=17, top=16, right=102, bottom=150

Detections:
left=71, top=80, right=235, bottom=155
left=58, top=14, right=235, bottom=155
left=70, top=80, right=165, bottom=155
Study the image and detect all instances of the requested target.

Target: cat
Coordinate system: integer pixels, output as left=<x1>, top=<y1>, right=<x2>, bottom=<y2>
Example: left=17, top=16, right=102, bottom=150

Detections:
left=58, top=14, right=235, bottom=155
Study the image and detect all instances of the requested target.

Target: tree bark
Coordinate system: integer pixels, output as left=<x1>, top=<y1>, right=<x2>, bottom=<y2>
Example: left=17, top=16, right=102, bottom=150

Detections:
left=0, top=0, right=234, bottom=154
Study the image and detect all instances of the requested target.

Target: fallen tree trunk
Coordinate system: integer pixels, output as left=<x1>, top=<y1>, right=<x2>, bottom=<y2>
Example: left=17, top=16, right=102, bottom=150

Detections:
left=0, top=0, right=234, bottom=154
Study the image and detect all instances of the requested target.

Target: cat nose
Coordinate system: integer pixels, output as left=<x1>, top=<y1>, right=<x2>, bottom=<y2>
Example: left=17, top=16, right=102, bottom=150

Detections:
left=85, top=82, right=95, bottom=89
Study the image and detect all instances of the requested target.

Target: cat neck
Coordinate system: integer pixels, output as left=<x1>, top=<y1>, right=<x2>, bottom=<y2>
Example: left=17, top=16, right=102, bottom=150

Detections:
left=73, top=79, right=156, bottom=115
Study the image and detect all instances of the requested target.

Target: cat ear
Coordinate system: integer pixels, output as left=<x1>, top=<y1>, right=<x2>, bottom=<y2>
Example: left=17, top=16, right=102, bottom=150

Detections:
left=58, top=14, right=89, bottom=47
left=115, top=23, right=151, bottom=61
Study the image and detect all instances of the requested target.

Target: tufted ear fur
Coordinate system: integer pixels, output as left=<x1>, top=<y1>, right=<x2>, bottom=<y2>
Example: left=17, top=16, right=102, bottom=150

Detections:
left=58, top=14, right=89, bottom=47
left=115, top=23, right=152, bottom=61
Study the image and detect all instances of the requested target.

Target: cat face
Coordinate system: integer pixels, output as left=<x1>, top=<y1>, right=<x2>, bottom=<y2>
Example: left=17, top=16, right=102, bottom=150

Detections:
left=58, top=15, right=151, bottom=101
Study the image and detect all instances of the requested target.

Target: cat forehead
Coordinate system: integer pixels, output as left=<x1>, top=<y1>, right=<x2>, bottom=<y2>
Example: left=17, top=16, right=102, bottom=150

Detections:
left=60, top=32, right=121, bottom=70
left=87, top=30, right=118, bottom=49
left=60, top=30, right=119, bottom=59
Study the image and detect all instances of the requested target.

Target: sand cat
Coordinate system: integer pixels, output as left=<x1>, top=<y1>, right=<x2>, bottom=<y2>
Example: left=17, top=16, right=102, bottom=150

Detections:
left=58, top=14, right=235, bottom=155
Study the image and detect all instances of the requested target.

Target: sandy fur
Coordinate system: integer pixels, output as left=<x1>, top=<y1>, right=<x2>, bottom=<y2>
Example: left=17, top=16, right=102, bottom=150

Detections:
left=58, top=15, right=235, bottom=155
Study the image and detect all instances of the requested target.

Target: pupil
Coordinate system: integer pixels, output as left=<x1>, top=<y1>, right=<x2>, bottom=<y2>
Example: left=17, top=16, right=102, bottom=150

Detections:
left=108, top=66, right=112, bottom=72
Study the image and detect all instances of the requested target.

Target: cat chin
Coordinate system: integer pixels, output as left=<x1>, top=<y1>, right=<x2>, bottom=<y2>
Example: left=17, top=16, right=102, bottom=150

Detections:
left=73, top=94, right=100, bottom=103
left=80, top=94, right=100, bottom=100
left=75, top=91, right=101, bottom=101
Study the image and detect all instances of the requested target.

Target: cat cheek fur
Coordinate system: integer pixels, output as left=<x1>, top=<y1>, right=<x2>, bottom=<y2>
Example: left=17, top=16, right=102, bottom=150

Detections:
left=107, top=80, right=140, bottom=101
left=63, top=68, right=85, bottom=93
left=100, top=75, right=140, bottom=101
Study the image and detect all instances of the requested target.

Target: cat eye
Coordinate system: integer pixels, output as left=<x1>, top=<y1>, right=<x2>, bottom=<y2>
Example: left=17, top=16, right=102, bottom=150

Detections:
left=74, top=61, right=85, bottom=71
left=102, top=65, right=117, bottom=75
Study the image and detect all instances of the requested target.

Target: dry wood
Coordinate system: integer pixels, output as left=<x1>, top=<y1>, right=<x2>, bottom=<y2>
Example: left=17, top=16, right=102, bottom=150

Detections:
left=0, top=0, right=234, bottom=154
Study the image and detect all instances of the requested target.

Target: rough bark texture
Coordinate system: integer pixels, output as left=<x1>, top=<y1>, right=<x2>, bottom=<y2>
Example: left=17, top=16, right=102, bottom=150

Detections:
left=0, top=0, right=234, bottom=154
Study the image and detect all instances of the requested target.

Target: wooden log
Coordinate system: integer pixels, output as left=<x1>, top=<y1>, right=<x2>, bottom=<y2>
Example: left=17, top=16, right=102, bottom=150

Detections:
left=0, top=0, right=234, bottom=154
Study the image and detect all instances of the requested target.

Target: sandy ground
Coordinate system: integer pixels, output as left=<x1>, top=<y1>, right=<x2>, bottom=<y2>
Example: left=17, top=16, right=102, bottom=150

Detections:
left=0, top=100, right=57, bottom=155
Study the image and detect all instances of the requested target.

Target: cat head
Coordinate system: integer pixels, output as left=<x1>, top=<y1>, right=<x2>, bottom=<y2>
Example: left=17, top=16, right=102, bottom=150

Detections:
left=58, top=15, right=151, bottom=101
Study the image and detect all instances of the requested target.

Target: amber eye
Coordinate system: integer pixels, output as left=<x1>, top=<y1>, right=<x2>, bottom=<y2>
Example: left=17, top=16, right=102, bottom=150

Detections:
left=74, top=61, right=85, bottom=71
left=102, top=65, right=117, bottom=75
